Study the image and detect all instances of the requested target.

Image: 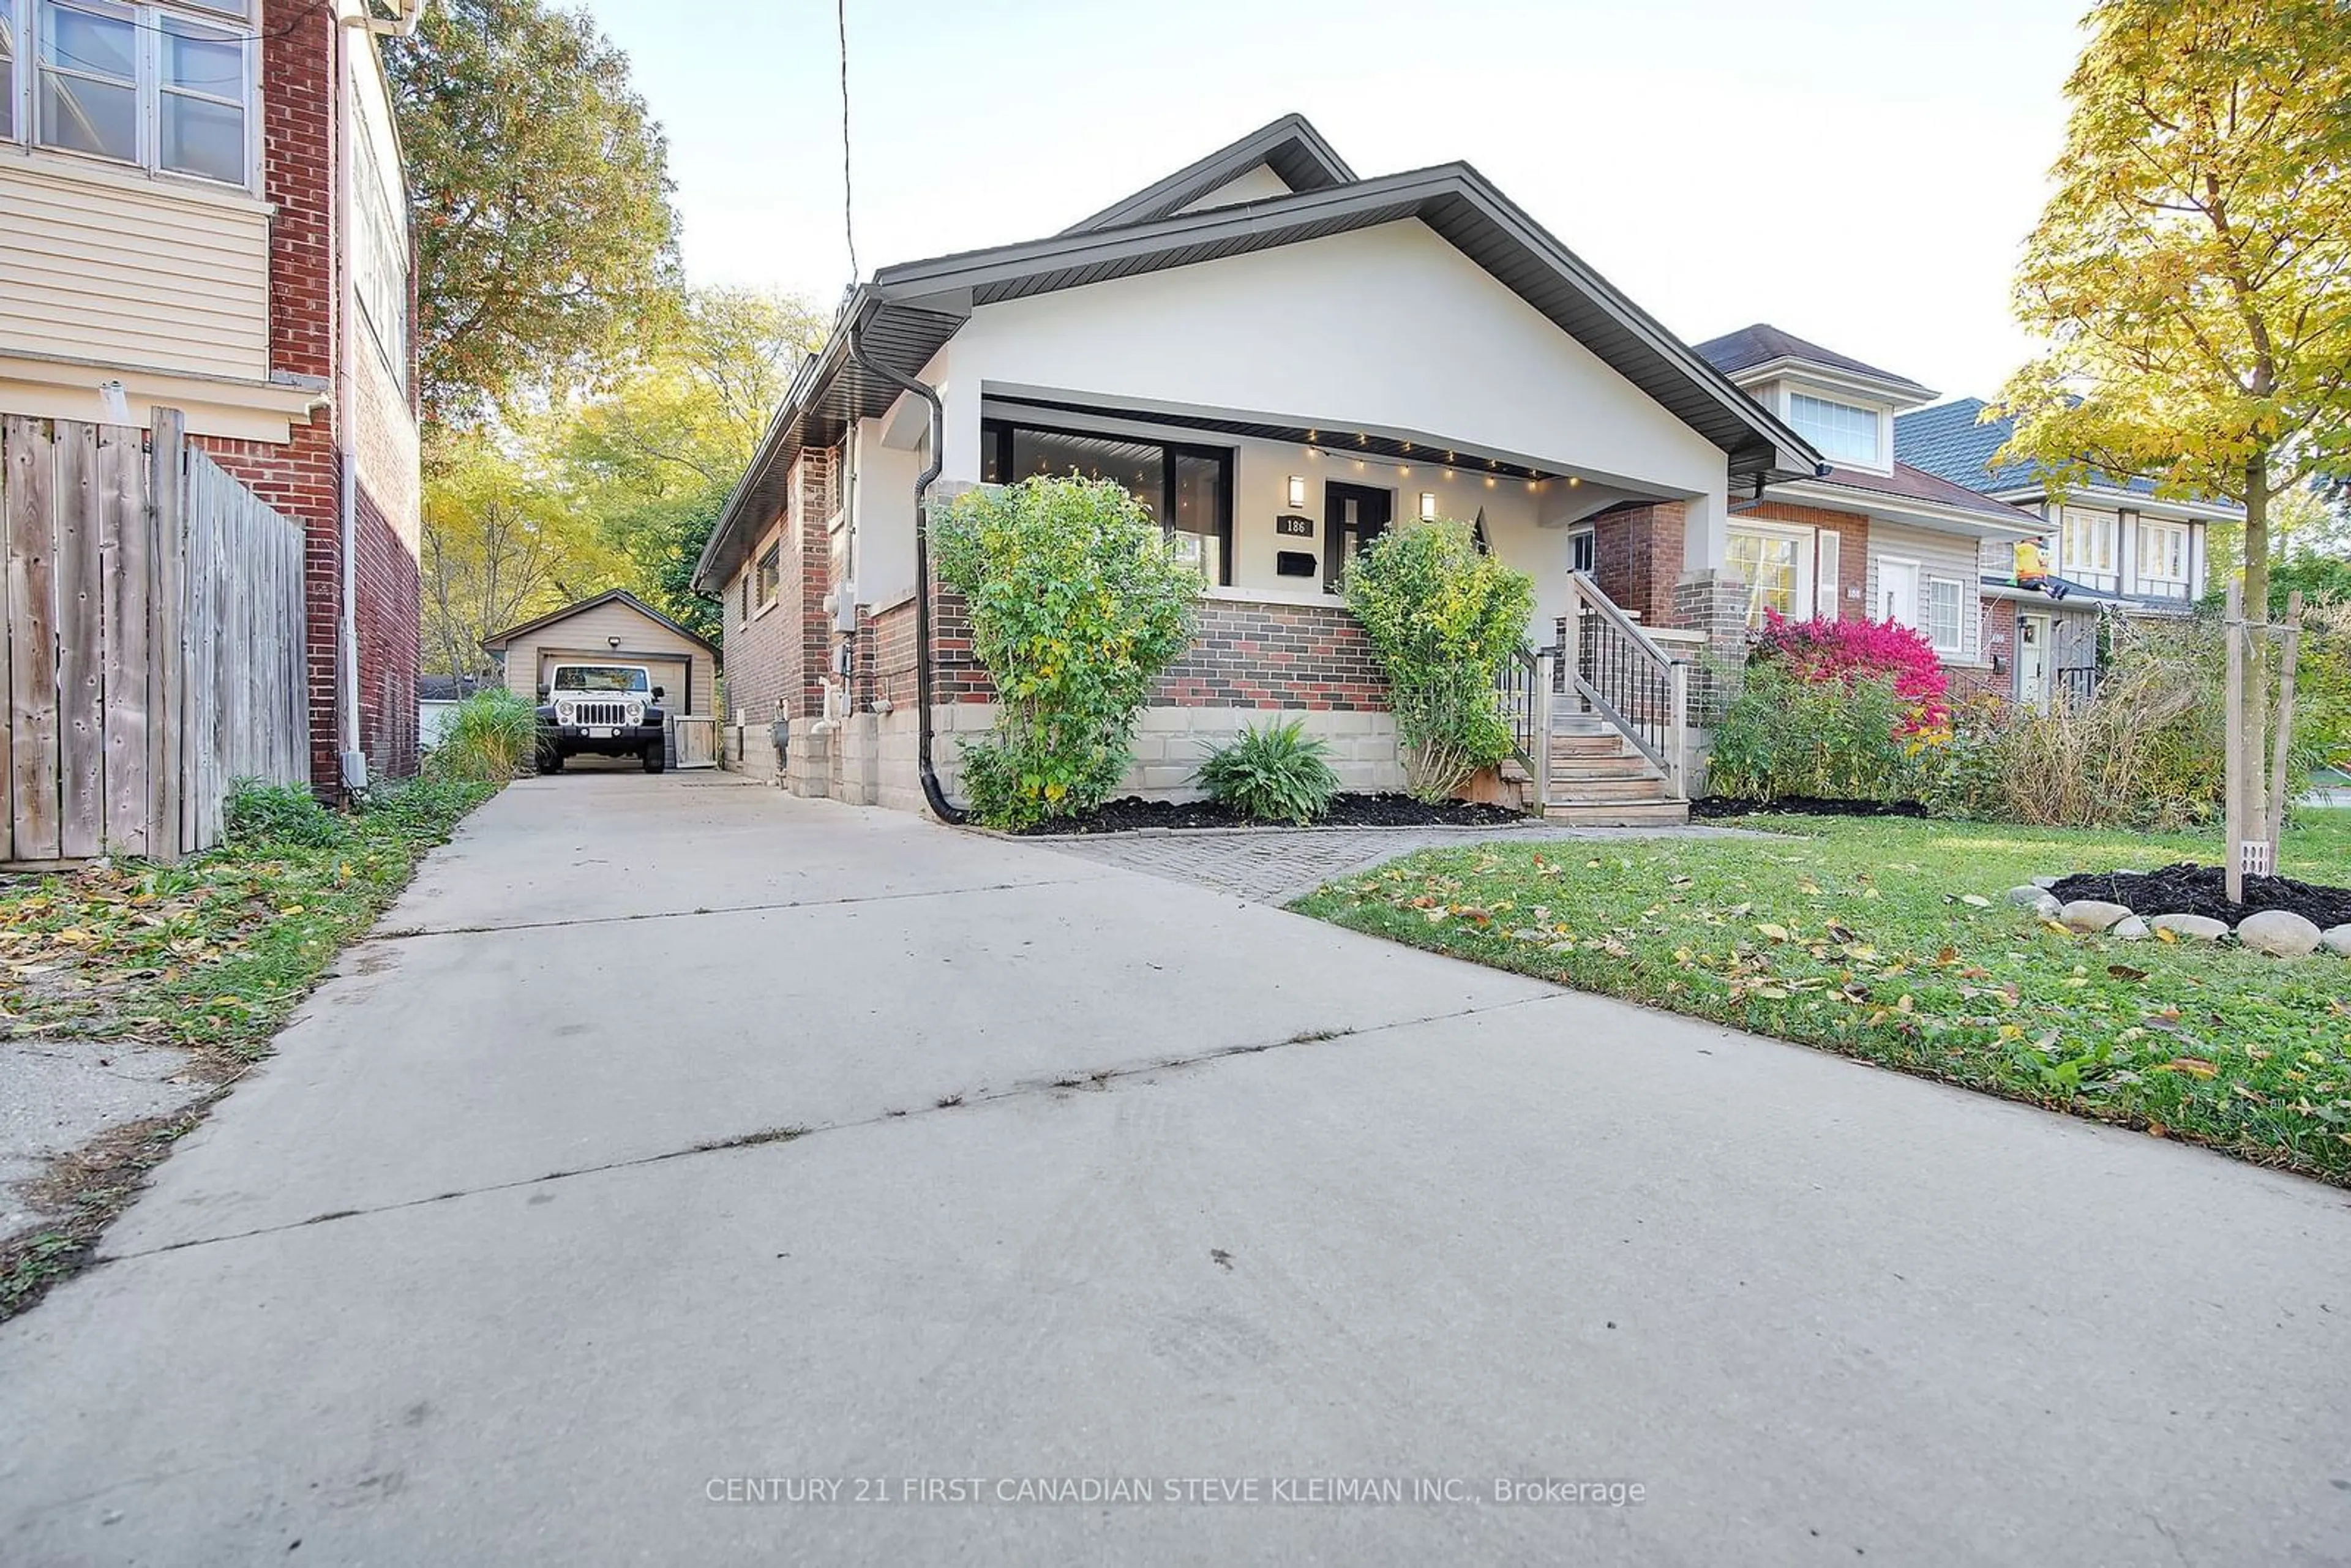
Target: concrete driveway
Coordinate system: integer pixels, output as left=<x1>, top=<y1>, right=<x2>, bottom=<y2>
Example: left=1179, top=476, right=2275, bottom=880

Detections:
left=2, top=775, right=2347, bottom=1566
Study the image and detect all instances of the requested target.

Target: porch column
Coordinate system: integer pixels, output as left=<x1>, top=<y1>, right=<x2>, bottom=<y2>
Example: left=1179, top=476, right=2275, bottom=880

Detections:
left=934, top=361, right=984, bottom=486
left=1672, top=484, right=1746, bottom=712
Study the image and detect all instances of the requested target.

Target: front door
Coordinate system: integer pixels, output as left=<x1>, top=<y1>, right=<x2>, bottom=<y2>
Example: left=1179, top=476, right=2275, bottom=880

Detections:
left=1323, top=481, right=1392, bottom=593
left=2017, top=612, right=2051, bottom=710
left=1878, top=559, right=1919, bottom=628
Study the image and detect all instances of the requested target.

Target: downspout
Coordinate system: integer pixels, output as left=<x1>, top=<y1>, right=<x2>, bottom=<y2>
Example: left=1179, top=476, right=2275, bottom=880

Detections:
left=846, top=333, right=962, bottom=823
left=331, top=16, right=362, bottom=790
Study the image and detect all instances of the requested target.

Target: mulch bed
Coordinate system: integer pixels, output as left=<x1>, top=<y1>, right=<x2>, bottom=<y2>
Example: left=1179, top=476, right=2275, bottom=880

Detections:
left=1016, top=793, right=1526, bottom=836
left=2050, top=862, right=2351, bottom=929
left=1691, top=796, right=1928, bottom=822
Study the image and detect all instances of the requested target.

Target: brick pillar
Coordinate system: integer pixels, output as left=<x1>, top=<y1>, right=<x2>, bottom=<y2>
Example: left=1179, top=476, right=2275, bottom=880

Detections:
left=1673, top=568, right=1752, bottom=716
left=1594, top=502, right=1685, bottom=628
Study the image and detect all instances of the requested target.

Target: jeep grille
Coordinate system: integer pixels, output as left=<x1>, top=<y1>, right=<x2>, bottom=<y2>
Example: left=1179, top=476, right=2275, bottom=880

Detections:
left=572, top=701, right=630, bottom=727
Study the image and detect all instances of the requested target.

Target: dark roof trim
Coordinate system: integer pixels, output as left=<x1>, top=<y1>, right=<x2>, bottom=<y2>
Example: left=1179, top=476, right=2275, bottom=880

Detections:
left=1060, top=114, right=1357, bottom=235
left=699, top=151, right=1829, bottom=593
left=481, top=588, right=721, bottom=659
left=875, top=162, right=1818, bottom=481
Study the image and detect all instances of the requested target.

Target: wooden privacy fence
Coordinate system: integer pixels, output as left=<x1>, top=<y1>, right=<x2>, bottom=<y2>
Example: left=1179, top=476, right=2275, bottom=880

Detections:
left=1, top=408, right=309, bottom=865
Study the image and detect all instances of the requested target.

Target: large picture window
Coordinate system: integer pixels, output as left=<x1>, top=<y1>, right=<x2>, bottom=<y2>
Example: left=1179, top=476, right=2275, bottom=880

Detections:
left=1788, top=392, right=1881, bottom=467
left=1725, top=523, right=1815, bottom=626
left=12, top=0, right=254, bottom=187
left=982, top=419, right=1232, bottom=585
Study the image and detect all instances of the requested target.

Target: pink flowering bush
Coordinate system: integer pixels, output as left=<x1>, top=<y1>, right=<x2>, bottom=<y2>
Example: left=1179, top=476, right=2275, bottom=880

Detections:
left=1753, top=612, right=1950, bottom=731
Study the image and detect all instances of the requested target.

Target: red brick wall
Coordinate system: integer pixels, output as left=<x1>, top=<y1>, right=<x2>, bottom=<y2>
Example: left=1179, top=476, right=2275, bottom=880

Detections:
left=1960, top=595, right=2017, bottom=700
left=1152, top=599, right=1388, bottom=709
left=194, top=2, right=420, bottom=790
left=860, top=591, right=1389, bottom=712
left=1594, top=502, right=1685, bottom=628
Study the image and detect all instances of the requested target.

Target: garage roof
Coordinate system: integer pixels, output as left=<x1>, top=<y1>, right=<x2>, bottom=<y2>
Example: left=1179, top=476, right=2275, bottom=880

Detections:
left=481, top=590, right=720, bottom=659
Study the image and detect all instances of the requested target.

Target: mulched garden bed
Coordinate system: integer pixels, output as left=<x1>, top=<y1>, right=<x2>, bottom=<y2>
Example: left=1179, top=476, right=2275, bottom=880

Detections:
left=1691, top=796, right=1928, bottom=822
left=1015, top=793, right=1526, bottom=836
left=2050, top=862, right=2351, bottom=929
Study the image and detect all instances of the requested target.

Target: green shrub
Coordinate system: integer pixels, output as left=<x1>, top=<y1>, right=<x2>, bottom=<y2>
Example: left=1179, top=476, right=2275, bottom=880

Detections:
left=1196, top=719, right=1341, bottom=824
left=225, top=779, right=346, bottom=849
left=1341, top=519, right=1533, bottom=801
left=424, top=687, right=541, bottom=783
left=933, top=475, right=1200, bottom=828
left=1706, top=664, right=1919, bottom=803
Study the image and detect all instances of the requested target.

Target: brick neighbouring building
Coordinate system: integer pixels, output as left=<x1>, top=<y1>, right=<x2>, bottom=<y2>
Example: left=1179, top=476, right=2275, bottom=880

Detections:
left=0, top=0, right=422, bottom=793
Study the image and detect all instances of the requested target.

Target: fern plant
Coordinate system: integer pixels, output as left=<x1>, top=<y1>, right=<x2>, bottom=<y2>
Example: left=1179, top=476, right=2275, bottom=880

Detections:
left=1196, top=719, right=1341, bottom=824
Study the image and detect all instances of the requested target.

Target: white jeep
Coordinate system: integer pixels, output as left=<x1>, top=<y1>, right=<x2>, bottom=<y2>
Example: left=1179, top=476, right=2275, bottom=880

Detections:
left=534, top=663, right=669, bottom=773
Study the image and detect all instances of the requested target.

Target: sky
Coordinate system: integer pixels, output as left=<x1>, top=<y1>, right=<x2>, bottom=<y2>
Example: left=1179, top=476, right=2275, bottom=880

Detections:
left=585, top=0, right=2087, bottom=403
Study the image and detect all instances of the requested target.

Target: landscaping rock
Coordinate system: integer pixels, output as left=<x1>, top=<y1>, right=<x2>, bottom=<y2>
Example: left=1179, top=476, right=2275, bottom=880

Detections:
left=2031, top=876, right=2058, bottom=890
left=2113, top=916, right=2150, bottom=940
left=2034, top=893, right=2061, bottom=920
left=2322, top=925, right=2351, bottom=958
left=2149, top=913, right=2231, bottom=942
left=2236, top=909, right=2323, bottom=958
left=2006, top=885, right=2052, bottom=907
left=2057, top=899, right=2133, bottom=933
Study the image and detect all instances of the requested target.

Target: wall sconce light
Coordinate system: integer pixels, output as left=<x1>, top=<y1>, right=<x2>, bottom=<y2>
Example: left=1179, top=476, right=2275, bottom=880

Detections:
left=1286, top=475, right=1307, bottom=509
left=607, top=636, right=621, bottom=648
left=1419, top=492, right=1437, bottom=521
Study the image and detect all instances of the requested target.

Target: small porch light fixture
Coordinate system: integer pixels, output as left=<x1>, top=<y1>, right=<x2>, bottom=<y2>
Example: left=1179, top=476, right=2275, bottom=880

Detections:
left=1418, top=492, right=1437, bottom=522
left=1286, top=475, right=1307, bottom=509
left=607, top=636, right=622, bottom=648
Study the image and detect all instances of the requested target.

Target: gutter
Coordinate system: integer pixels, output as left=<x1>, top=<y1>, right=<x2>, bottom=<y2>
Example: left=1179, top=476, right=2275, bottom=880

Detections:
left=845, top=332, right=964, bottom=824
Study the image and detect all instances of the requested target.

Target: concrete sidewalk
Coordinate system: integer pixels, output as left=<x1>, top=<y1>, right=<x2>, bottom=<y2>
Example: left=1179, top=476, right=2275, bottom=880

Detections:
left=2, top=774, right=2347, bottom=1566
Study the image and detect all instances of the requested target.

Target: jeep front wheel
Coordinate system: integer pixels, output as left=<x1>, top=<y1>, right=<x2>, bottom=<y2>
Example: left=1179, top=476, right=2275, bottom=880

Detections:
left=642, top=745, right=665, bottom=775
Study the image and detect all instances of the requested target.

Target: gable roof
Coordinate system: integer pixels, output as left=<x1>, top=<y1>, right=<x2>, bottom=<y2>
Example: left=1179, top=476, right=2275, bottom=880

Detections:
left=1694, top=323, right=1935, bottom=402
left=480, top=589, right=721, bottom=659
left=1061, top=114, right=1357, bottom=235
left=696, top=119, right=1821, bottom=593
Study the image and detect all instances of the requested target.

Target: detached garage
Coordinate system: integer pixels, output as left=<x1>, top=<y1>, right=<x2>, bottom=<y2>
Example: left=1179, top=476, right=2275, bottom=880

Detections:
left=482, top=591, right=721, bottom=767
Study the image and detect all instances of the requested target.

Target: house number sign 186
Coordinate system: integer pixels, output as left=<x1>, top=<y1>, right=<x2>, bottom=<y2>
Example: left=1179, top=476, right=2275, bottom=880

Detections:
left=1274, top=514, right=1314, bottom=538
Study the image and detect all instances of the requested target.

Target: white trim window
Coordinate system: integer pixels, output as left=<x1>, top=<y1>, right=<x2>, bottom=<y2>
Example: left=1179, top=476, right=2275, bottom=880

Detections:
left=1726, top=521, right=1817, bottom=626
left=8, top=0, right=256, bottom=188
left=2135, top=516, right=2192, bottom=597
left=0, top=3, right=17, bottom=139
left=2057, top=505, right=2119, bottom=590
left=1788, top=392, right=1883, bottom=467
left=1923, top=574, right=1965, bottom=655
left=1815, top=530, right=1841, bottom=618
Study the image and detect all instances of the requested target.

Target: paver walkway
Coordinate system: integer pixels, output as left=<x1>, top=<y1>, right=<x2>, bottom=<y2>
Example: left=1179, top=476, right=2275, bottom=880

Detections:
left=1035, top=822, right=1757, bottom=903
left=2, top=776, right=2345, bottom=1566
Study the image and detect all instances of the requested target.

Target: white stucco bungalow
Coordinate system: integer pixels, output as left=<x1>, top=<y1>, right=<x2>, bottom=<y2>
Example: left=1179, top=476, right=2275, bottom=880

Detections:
left=696, top=116, right=1826, bottom=822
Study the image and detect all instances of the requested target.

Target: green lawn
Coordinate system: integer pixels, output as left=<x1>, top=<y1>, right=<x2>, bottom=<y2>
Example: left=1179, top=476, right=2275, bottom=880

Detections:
left=1295, top=811, right=2351, bottom=1187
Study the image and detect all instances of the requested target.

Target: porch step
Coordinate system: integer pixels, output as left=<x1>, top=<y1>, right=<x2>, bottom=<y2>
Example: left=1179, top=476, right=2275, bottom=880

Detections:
left=1551, top=757, right=1664, bottom=785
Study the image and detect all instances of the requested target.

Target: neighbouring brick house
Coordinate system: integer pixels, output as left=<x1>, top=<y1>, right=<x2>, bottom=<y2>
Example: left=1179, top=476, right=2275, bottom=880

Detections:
left=697, top=116, right=1827, bottom=822
left=0, top=0, right=422, bottom=790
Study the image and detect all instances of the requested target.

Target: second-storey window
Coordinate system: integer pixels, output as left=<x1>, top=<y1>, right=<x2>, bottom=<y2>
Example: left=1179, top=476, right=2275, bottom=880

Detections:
left=19, top=0, right=253, bottom=187
left=0, top=5, right=17, bottom=139
left=2058, top=505, right=2119, bottom=590
left=2136, top=516, right=2191, bottom=596
left=1788, top=393, right=1881, bottom=467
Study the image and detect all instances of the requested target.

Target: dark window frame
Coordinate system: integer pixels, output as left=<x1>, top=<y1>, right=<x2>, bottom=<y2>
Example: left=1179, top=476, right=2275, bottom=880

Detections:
left=981, top=416, right=1234, bottom=587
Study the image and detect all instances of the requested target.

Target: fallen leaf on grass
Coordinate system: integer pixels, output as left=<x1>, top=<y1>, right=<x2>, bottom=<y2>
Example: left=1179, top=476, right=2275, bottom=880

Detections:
left=1959, top=895, right=1992, bottom=908
left=2107, top=964, right=2148, bottom=981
